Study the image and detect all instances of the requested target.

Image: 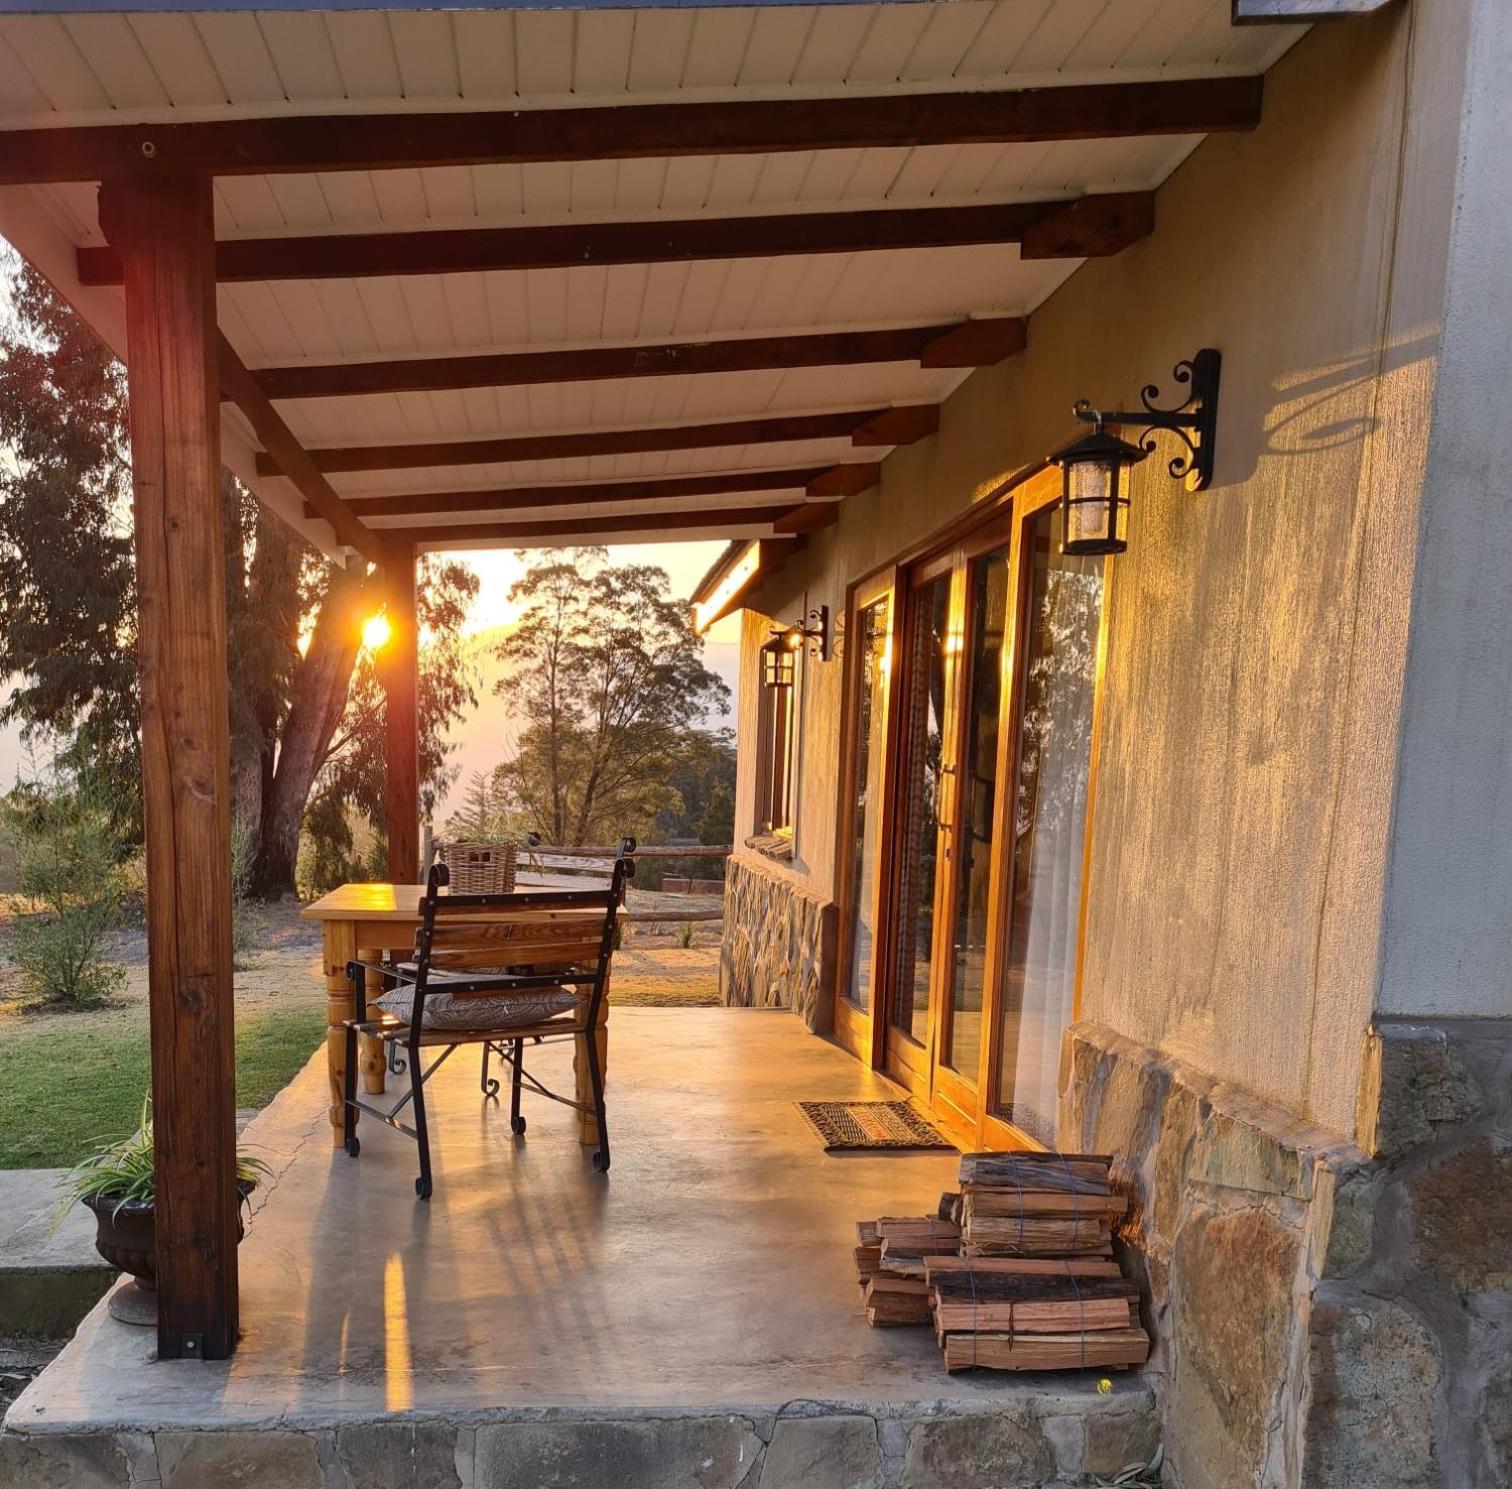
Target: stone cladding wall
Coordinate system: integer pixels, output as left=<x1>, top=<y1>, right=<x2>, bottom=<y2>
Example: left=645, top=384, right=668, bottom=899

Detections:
left=1060, top=1016, right=1512, bottom=1489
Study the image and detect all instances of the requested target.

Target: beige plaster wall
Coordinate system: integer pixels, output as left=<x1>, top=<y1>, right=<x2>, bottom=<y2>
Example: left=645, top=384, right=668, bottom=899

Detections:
left=742, top=5, right=1448, bottom=1140
left=1377, top=0, right=1512, bottom=1020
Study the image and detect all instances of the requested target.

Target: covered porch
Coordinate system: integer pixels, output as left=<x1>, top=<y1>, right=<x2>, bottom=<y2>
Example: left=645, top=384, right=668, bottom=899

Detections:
left=0, top=0, right=1316, bottom=1367
left=6, top=1008, right=1155, bottom=1484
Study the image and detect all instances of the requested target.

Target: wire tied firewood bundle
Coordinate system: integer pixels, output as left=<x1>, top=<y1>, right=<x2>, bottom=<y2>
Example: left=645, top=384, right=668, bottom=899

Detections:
left=852, top=1150, right=1151, bottom=1373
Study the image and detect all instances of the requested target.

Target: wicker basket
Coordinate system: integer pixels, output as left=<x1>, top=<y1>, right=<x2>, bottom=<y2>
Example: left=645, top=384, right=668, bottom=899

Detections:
left=436, top=840, right=519, bottom=894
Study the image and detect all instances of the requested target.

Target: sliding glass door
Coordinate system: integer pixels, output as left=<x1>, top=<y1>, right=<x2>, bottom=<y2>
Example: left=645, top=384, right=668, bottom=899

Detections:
left=883, top=562, right=954, bottom=1090
left=837, top=469, right=1108, bottom=1149
left=987, top=499, right=1105, bottom=1146
left=834, top=572, right=897, bottom=1064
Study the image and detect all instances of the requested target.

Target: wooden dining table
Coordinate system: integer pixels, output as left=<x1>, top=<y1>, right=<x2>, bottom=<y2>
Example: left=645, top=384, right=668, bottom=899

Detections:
left=301, top=882, right=610, bottom=1148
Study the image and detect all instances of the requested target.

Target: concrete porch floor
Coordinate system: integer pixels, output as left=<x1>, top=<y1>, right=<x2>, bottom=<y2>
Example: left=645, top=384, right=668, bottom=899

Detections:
left=2, top=1009, right=1157, bottom=1488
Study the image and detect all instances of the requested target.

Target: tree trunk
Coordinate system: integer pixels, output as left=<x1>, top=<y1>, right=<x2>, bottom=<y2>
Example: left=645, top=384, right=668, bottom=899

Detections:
left=225, top=480, right=304, bottom=864
left=248, top=561, right=370, bottom=898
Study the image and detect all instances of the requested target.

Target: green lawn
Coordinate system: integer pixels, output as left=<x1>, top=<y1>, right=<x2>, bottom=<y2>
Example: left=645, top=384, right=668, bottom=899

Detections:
left=0, top=1004, right=323, bottom=1169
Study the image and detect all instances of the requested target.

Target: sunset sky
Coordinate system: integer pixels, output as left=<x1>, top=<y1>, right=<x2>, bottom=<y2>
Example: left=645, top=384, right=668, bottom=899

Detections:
left=0, top=540, right=743, bottom=824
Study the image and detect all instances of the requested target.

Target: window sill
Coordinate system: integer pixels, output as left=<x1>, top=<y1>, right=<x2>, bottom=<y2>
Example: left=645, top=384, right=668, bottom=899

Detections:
left=744, top=831, right=795, bottom=862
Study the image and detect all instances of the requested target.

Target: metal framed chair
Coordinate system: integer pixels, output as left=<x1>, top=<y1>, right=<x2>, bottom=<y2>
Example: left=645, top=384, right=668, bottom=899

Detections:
left=341, top=837, right=634, bottom=1199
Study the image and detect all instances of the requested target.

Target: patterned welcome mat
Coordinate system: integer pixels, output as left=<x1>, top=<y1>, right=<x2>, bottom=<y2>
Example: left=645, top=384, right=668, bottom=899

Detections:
left=796, top=1100, right=953, bottom=1152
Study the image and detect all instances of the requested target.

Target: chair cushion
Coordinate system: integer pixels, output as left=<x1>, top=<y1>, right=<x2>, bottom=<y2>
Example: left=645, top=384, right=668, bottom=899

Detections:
left=373, top=978, right=580, bottom=1032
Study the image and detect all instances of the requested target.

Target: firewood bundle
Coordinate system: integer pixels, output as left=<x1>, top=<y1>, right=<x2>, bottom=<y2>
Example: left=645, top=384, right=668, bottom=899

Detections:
left=854, top=1216, right=959, bottom=1324
left=853, top=1151, right=1151, bottom=1373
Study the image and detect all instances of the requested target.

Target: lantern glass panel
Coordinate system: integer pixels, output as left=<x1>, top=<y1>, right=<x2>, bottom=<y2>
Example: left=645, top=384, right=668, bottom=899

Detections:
left=1061, top=452, right=1130, bottom=557
left=762, top=640, right=795, bottom=689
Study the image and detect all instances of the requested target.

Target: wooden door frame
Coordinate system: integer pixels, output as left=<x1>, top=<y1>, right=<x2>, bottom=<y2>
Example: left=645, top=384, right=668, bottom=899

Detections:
left=924, top=507, right=1016, bottom=1142
left=832, top=565, right=901, bottom=1067
left=880, top=556, right=961, bottom=1097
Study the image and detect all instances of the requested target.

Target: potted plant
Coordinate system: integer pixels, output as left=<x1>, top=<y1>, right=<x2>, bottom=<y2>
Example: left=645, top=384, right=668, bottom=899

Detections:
left=58, top=1097, right=269, bottom=1325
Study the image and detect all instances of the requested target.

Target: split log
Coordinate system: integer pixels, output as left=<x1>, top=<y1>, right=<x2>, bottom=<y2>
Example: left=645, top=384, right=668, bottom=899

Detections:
left=864, top=1276, right=931, bottom=1327
left=961, top=1184, right=1127, bottom=1218
left=957, top=1152, right=1112, bottom=1193
left=924, top=1255, right=1123, bottom=1281
left=941, top=1326, right=1150, bottom=1373
left=933, top=1296, right=1134, bottom=1335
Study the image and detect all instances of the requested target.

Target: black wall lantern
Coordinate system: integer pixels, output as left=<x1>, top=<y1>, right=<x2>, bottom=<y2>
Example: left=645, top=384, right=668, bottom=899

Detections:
left=762, top=604, right=831, bottom=688
left=761, top=639, right=795, bottom=690
left=1051, top=348, right=1222, bottom=557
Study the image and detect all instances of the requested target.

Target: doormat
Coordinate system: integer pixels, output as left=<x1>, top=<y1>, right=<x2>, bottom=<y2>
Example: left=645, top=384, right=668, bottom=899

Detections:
left=796, top=1100, right=953, bottom=1152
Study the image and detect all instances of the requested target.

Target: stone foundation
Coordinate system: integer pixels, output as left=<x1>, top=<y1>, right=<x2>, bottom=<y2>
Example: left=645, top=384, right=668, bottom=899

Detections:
left=719, top=855, right=836, bottom=1033
left=0, top=1392, right=1159, bottom=1488
left=1059, top=1016, right=1512, bottom=1489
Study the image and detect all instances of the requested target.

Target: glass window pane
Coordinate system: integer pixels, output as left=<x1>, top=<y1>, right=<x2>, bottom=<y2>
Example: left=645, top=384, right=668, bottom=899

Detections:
left=944, top=544, right=1011, bottom=1079
left=890, top=575, right=952, bottom=1044
left=996, top=504, right=1104, bottom=1142
left=845, top=595, right=891, bottom=1011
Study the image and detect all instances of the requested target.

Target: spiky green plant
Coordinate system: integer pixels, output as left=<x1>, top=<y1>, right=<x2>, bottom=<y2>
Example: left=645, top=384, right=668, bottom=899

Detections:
left=57, top=1094, right=270, bottom=1221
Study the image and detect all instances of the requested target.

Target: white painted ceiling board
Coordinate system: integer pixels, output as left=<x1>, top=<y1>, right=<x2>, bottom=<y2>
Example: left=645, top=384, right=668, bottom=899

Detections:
left=221, top=251, right=1046, bottom=366
left=189, top=13, right=286, bottom=108
left=325, top=435, right=872, bottom=497
left=0, top=1, right=1309, bottom=129
left=272, top=361, right=960, bottom=448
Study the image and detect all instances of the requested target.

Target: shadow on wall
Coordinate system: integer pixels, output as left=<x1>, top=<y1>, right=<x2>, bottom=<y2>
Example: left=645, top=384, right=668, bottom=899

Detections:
left=1247, top=329, right=1440, bottom=478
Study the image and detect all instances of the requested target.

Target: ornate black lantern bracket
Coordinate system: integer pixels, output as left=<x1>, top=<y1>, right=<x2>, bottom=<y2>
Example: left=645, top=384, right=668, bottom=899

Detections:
left=1075, top=347, right=1221, bottom=492
left=771, top=604, right=832, bottom=662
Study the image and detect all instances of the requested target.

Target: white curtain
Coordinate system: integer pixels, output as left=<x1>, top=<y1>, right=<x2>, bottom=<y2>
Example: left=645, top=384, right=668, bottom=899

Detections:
left=1006, top=564, right=1101, bottom=1142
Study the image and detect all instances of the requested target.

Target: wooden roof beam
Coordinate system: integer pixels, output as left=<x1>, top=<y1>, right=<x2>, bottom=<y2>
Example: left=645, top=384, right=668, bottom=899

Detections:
left=78, top=196, right=1153, bottom=285
left=245, top=321, right=1024, bottom=402
left=336, top=463, right=880, bottom=521
left=216, top=336, right=380, bottom=562
left=254, top=406, right=937, bottom=477
left=3, top=78, right=1263, bottom=186
left=768, top=462, right=884, bottom=533
left=390, top=506, right=811, bottom=548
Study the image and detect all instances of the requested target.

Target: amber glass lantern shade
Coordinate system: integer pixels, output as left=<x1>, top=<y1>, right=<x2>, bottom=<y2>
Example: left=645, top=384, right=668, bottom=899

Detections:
left=1051, top=426, right=1149, bottom=557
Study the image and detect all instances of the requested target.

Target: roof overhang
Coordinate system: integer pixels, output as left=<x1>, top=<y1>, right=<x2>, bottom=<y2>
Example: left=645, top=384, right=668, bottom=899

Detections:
left=691, top=538, right=772, bottom=633
left=0, top=2, right=1313, bottom=560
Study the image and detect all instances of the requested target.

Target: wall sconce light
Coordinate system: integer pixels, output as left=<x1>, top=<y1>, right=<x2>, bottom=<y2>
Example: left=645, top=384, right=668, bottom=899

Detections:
left=778, top=605, right=832, bottom=659
left=1051, top=348, right=1222, bottom=557
left=761, top=605, right=831, bottom=688
left=761, top=640, right=796, bottom=690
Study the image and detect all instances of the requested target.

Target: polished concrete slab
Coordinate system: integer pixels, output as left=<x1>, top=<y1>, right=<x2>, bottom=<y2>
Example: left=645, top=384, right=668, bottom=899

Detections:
left=6, top=1009, right=1155, bottom=1474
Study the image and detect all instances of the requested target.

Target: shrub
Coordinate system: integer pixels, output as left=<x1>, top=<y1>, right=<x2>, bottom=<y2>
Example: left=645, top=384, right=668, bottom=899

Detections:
left=0, top=775, right=126, bottom=1008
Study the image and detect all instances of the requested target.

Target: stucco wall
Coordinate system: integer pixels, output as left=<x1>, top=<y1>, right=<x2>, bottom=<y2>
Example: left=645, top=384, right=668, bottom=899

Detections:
left=742, top=6, right=1452, bottom=1141
left=1377, top=0, right=1512, bottom=1020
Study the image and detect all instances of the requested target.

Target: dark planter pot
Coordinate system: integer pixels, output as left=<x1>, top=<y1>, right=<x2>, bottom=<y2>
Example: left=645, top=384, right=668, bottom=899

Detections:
left=82, top=1179, right=257, bottom=1289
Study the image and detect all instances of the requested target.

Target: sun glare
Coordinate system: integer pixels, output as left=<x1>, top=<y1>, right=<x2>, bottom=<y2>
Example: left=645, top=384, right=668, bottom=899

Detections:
left=362, top=612, right=393, bottom=652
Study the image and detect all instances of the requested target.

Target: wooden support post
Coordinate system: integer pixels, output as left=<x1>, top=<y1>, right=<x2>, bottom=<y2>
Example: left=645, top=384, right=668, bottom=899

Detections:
left=380, top=542, right=420, bottom=883
left=101, top=175, right=238, bottom=1361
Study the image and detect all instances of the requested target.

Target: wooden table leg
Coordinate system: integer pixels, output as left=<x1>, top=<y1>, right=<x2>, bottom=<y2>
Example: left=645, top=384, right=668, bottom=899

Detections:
left=357, top=947, right=387, bottom=1096
left=574, top=976, right=611, bottom=1146
left=322, top=919, right=359, bottom=1145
